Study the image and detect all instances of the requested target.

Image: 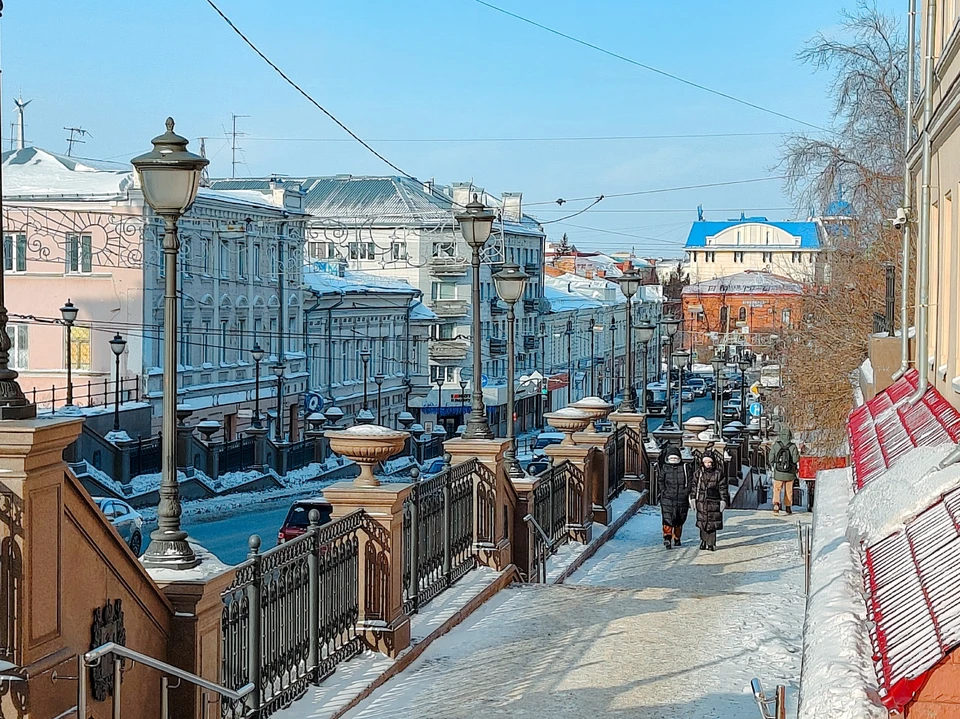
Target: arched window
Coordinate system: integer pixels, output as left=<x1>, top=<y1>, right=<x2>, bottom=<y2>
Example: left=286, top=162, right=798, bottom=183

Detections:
left=738, top=306, right=747, bottom=322
left=719, top=306, right=729, bottom=327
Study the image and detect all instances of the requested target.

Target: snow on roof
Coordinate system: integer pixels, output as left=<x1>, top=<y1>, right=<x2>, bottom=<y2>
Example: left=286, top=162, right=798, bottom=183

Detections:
left=304, top=268, right=419, bottom=297
left=544, top=272, right=626, bottom=305
left=798, top=467, right=886, bottom=719
left=847, top=369, right=960, bottom=490
left=543, top=285, right=604, bottom=312
left=682, top=270, right=804, bottom=295
left=685, top=217, right=821, bottom=249
left=409, top=300, right=438, bottom=322
left=2, top=146, right=133, bottom=199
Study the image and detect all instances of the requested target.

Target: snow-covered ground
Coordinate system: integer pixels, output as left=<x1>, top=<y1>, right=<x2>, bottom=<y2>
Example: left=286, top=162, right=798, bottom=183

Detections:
left=338, top=507, right=808, bottom=718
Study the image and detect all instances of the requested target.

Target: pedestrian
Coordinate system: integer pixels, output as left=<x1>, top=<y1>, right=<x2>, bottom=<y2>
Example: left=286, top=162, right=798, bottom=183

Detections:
left=768, top=423, right=800, bottom=515
left=658, top=445, right=691, bottom=549
left=691, top=450, right=730, bottom=551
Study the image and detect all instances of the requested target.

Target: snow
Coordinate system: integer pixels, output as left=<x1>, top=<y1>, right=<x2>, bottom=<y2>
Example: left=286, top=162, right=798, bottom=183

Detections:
left=329, top=425, right=406, bottom=437
left=798, top=468, right=886, bottom=719
left=848, top=444, right=960, bottom=546
left=104, top=430, right=132, bottom=443
left=545, top=407, right=591, bottom=419
left=144, top=541, right=236, bottom=584
left=859, top=358, right=874, bottom=385
left=570, top=396, right=613, bottom=409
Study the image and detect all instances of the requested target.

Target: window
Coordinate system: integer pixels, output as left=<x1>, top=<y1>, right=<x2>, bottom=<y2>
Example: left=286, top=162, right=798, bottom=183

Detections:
left=181, top=322, right=192, bottom=366
left=9, top=324, right=27, bottom=368
left=66, top=234, right=92, bottom=273
left=202, top=238, right=212, bottom=274
left=220, top=240, right=229, bottom=277
left=288, top=316, right=297, bottom=352
left=733, top=251, right=744, bottom=263
left=3, top=234, right=27, bottom=273
left=70, top=326, right=91, bottom=370
left=237, top=318, right=247, bottom=355
left=782, top=309, right=792, bottom=327
left=719, top=306, right=729, bottom=328
left=809, top=253, right=815, bottom=264
left=765, top=231, right=770, bottom=245
left=220, top=320, right=228, bottom=363
left=691, top=251, right=698, bottom=262
left=253, top=244, right=262, bottom=278
left=392, top=241, right=405, bottom=261
left=269, top=245, right=278, bottom=277
left=348, top=242, right=375, bottom=260
left=307, top=241, right=332, bottom=261
left=431, top=282, right=457, bottom=300
left=433, top=241, right=457, bottom=258
left=270, top=318, right=278, bottom=355
left=238, top=242, right=247, bottom=278
left=738, top=307, right=747, bottom=322
left=792, top=252, right=801, bottom=263
left=762, top=252, right=773, bottom=263
left=737, top=231, right=742, bottom=244
left=202, top=320, right=211, bottom=364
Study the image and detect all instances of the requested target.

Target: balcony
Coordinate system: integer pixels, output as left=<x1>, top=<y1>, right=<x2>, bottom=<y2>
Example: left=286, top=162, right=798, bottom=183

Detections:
left=429, top=340, right=469, bottom=363
left=429, top=256, right=468, bottom=277
left=489, top=337, right=507, bottom=356
left=431, top=299, right=469, bottom=318
left=523, top=298, right=538, bottom=314
left=490, top=298, right=507, bottom=316
left=523, top=335, right=539, bottom=351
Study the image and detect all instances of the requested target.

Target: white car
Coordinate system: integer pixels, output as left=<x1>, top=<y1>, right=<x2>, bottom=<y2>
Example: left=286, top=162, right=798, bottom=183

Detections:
left=94, top=497, right=144, bottom=555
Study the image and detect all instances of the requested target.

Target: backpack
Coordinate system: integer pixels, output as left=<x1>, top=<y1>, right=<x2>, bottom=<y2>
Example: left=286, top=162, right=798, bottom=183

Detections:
left=774, top=444, right=796, bottom=474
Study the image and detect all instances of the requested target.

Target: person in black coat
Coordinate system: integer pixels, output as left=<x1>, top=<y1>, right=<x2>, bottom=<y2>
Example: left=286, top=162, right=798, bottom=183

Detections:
left=691, top=450, right=731, bottom=551
left=658, top=445, right=691, bottom=549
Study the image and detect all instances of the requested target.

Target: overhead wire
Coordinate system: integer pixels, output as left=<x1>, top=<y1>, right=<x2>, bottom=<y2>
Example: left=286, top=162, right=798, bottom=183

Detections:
left=215, top=131, right=787, bottom=144
left=472, top=0, right=828, bottom=132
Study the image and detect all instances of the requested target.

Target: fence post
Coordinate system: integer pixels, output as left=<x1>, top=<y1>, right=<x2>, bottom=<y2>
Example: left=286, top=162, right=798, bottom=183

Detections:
left=307, top=511, right=320, bottom=682
left=409, top=491, right=420, bottom=614
left=246, top=535, right=263, bottom=717
left=442, top=474, right=452, bottom=585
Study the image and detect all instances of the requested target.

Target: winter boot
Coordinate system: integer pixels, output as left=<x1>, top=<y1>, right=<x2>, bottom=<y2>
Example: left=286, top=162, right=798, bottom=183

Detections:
left=673, top=537, right=681, bottom=547
left=708, top=544, right=716, bottom=551
left=664, top=537, right=672, bottom=549
left=700, top=541, right=707, bottom=550
left=773, top=503, right=780, bottom=515
left=785, top=505, right=793, bottom=515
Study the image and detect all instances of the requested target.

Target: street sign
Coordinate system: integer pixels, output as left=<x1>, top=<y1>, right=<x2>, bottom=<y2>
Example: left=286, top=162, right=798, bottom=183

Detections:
left=749, top=402, right=763, bottom=417
left=750, top=382, right=761, bottom=397
left=481, top=374, right=489, bottom=388
left=304, top=392, right=324, bottom=413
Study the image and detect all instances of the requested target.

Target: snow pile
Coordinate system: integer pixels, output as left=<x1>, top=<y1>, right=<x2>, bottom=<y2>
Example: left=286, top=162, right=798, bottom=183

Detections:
left=217, top=469, right=262, bottom=490
left=858, top=358, right=874, bottom=385
left=145, top=541, right=236, bottom=583
left=798, top=468, right=886, bottom=719
left=329, top=424, right=405, bottom=437
left=848, top=444, right=960, bottom=546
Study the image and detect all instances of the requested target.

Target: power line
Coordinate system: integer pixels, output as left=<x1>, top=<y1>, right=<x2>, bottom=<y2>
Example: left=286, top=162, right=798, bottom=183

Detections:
left=527, top=176, right=787, bottom=207
left=202, top=0, right=415, bottom=179
left=472, top=0, right=827, bottom=132
left=216, top=131, right=786, bottom=144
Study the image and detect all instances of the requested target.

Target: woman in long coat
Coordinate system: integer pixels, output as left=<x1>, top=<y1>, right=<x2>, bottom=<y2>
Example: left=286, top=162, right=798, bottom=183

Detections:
left=658, top=445, right=691, bottom=549
left=691, top=451, right=730, bottom=551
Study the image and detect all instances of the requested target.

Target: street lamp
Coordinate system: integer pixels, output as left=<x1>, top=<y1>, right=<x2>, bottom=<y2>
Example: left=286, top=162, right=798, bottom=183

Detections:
left=250, top=343, right=265, bottom=429
left=456, top=193, right=496, bottom=440
left=672, top=350, right=690, bottom=428
left=636, top=322, right=656, bottom=435
left=359, top=349, right=372, bottom=412
left=589, top=319, right=603, bottom=397
left=435, top=376, right=444, bottom=431
left=109, top=333, right=127, bottom=433
left=273, top=362, right=286, bottom=441
left=132, top=117, right=208, bottom=570
left=614, top=267, right=642, bottom=412
left=711, top=354, right=725, bottom=438
left=738, top=353, right=752, bottom=424
left=493, top=262, right=529, bottom=478
left=374, top=372, right=386, bottom=424
left=59, top=299, right=80, bottom=411
left=608, top=317, right=617, bottom=402
left=660, top=317, right=682, bottom=429
left=565, top=320, right=574, bottom=405
left=458, top=378, right=468, bottom=419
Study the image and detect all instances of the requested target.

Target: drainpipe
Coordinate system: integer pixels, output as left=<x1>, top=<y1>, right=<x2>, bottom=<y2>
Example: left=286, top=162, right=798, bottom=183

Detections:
left=910, top=0, right=937, bottom=403
left=894, top=0, right=919, bottom=380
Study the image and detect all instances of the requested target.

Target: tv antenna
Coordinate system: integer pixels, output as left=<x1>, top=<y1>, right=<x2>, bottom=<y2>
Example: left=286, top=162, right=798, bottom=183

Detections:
left=229, top=113, right=249, bottom=179
left=64, top=126, right=91, bottom=157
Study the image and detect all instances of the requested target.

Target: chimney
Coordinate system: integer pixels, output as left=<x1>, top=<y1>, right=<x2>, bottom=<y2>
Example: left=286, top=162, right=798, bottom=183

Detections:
left=452, top=182, right=473, bottom=210
left=423, top=177, right=435, bottom=195
left=502, top=192, right=522, bottom=222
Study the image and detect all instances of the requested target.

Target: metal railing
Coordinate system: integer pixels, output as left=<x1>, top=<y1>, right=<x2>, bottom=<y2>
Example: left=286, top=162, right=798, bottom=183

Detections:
left=285, top=439, right=315, bottom=472
left=218, top=436, right=255, bottom=475
left=220, top=510, right=364, bottom=718
left=607, top=426, right=627, bottom=501
left=33, top=376, right=140, bottom=415
left=751, top=678, right=786, bottom=719
left=402, top=458, right=493, bottom=614
left=78, top=641, right=254, bottom=719
left=527, top=460, right=575, bottom=583
left=131, top=434, right=162, bottom=477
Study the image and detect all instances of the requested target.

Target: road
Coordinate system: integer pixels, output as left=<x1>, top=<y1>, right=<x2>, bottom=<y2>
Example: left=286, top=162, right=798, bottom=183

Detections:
left=647, top=392, right=717, bottom=433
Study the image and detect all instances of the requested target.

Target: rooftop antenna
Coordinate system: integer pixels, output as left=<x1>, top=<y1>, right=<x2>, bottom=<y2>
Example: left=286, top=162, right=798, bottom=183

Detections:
left=197, top=136, right=211, bottom=187
left=229, top=113, right=249, bottom=179
left=13, top=92, right=30, bottom=150
left=63, top=126, right=90, bottom=157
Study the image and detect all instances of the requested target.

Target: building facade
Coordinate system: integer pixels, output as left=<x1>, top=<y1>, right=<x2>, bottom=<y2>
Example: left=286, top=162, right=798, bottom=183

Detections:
left=2, top=147, right=308, bottom=439
left=209, top=176, right=547, bottom=434
left=684, top=215, right=823, bottom=283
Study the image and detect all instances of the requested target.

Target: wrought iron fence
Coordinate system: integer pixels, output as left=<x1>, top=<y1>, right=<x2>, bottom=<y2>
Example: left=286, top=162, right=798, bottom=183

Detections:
left=219, top=436, right=255, bottom=474
left=624, top=425, right=645, bottom=483
left=873, top=311, right=890, bottom=335
left=286, top=438, right=315, bottom=472
left=220, top=510, right=364, bottom=718
left=131, top=434, right=162, bottom=477
left=32, top=376, right=140, bottom=415
left=402, top=458, right=491, bottom=614
left=527, top=460, right=575, bottom=583
left=607, top=426, right=627, bottom=501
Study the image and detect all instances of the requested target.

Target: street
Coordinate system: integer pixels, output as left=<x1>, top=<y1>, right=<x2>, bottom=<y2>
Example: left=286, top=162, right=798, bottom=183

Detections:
left=647, top=392, right=717, bottom=434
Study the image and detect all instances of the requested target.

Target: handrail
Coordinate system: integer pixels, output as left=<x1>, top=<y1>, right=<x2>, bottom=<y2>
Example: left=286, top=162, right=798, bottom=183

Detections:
left=79, top=642, right=254, bottom=719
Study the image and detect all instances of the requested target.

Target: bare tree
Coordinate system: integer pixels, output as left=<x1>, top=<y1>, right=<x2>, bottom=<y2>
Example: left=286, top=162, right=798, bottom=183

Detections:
left=778, top=2, right=908, bottom=449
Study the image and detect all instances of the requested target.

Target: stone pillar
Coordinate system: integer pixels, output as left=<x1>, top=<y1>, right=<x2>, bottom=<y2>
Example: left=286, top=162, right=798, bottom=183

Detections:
left=276, top=441, right=290, bottom=477
left=443, top=437, right=512, bottom=570
left=509, top=475, right=537, bottom=581
left=247, top=426, right=269, bottom=471
left=572, top=431, right=611, bottom=524
left=323, top=482, right=412, bottom=658
left=113, top=435, right=136, bottom=494
left=544, top=443, right=596, bottom=543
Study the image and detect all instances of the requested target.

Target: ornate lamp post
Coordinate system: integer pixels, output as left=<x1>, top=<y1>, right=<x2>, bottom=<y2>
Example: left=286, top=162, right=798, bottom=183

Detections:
left=607, top=316, right=617, bottom=402
left=738, top=353, right=752, bottom=425
left=458, top=378, right=468, bottom=420
left=672, top=350, right=691, bottom=428
left=493, top=262, right=529, bottom=478
left=565, top=320, right=574, bottom=405
left=273, top=362, right=286, bottom=440
left=588, top=319, right=603, bottom=396
left=109, top=333, right=126, bottom=433
left=359, top=349, right=371, bottom=412
left=636, top=322, right=656, bottom=435
left=374, top=372, right=386, bottom=424
left=659, top=317, right=681, bottom=430
left=711, top=354, right=725, bottom=437
left=455, top=194, right=496, bottom=440
left=132, top=118, right=208, bottom=570
left=59, top=299, right=80, bottom=412
left=614, top=267, right=642, bottom=412
left=250, top=343, right=265, bottom=429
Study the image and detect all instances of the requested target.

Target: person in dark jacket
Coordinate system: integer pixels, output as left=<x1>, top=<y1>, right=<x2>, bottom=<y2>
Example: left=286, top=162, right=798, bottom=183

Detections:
left=691, top=451, right=730, bottom=551
left=658, top=445, right=691, bottom=549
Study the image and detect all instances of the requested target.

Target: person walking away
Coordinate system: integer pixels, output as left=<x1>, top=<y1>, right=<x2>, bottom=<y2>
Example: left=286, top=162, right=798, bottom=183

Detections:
left=691, top=451, right=730, bottom=550
left=768, top=424, right=800, bottom=515
left=658, top=445, right=691, bottom=549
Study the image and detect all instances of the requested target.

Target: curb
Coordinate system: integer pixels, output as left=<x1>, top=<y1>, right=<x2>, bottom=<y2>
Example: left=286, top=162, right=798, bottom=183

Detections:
left=552, top=491, right=647, bottom=585
left=330, top=564, right=519, bottom=719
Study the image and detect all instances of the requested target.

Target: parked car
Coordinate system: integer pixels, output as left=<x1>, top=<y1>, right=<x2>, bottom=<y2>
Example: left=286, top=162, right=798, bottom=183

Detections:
left=534, top=431, right=564, bottom=450
left=278, top=497, right=334, bottom=544
left=686, top=378, right=707, bottom=397
left=680, top=386, right=695, bottom=402
left=722, top=401, right=743, bottom=421
left=94, top=497, right=143, bottom=555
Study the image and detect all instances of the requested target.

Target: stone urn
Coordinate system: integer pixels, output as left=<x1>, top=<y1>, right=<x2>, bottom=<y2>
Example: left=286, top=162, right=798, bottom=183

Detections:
left=683, top=416, right=711, bottom=436
left=325, top=424, right=409, bottom=488
left=571, top=396, right=615, bottom=433
left=543, top=408, right=593, bottom=446
left=196, top=420, right=222, bottom=443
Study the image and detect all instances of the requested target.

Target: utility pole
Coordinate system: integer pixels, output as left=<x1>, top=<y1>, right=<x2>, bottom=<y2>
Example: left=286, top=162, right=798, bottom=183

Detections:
left=63, top=126, right=91, bottom=157
left=230, top=114, right=249, bottom=179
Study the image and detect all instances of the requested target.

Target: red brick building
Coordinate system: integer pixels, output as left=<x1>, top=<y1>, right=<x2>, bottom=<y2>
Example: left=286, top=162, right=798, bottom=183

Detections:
left=680, top=270, right=804, bottom=360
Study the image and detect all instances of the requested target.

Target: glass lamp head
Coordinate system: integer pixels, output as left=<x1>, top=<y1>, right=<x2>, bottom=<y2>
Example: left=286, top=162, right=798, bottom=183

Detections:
left=455, top=193, right=496, bottom=250
left=131, top=118, right=208, bottom=215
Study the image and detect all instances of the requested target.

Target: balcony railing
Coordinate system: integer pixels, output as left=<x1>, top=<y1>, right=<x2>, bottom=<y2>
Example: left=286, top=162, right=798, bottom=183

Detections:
left=429, top=257, right=468, bottom=277
left=31, top=376, right=140, bottom=415
left=431, top=299, right=469, bottom=318
left=523, top=335, right=538, bottom=351
left=429, top=340, right=469, bottom=362
left=523, top=298, right=538, bottom=314
left=489, top=298, right=506, bottom=315
left=489, top=337, right=507, bottom=355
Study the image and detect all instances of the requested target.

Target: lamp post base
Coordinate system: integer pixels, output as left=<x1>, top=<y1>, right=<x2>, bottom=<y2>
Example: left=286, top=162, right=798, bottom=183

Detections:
left=461, top=417, right=494, bottom=441
left=0, top=403, right=37, bottom=420
left=141, top=533, right=200, bottom=570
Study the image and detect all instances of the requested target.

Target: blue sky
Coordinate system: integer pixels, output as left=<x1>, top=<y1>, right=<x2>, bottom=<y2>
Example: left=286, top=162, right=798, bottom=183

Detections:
left=0, top=0, right=901, bottom=256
